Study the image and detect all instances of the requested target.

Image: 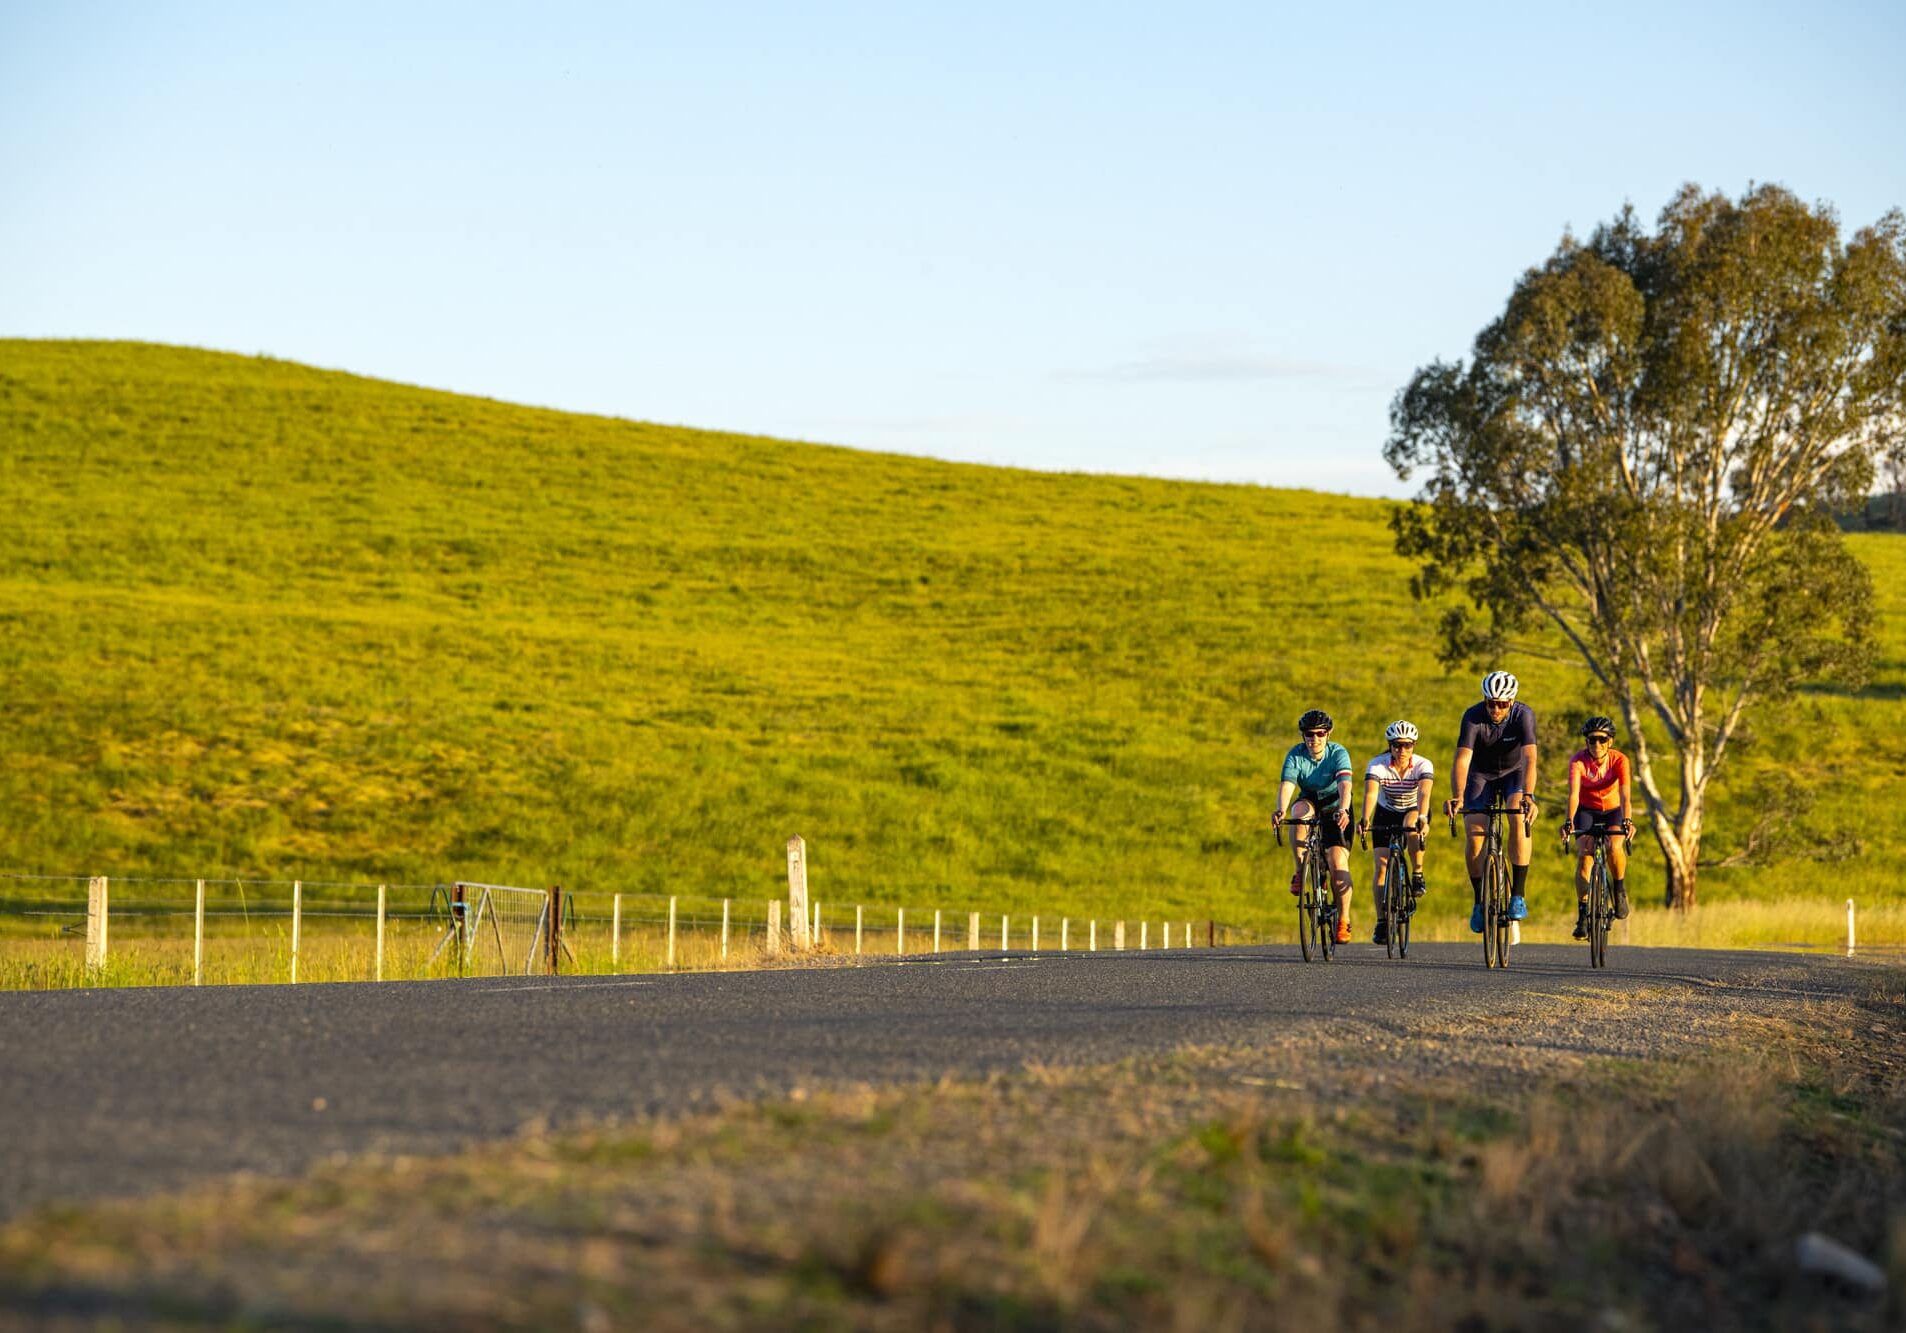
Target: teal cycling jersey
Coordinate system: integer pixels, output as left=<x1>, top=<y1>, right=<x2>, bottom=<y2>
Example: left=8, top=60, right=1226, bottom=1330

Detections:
left=1281, top=741, right=1353, bottom=810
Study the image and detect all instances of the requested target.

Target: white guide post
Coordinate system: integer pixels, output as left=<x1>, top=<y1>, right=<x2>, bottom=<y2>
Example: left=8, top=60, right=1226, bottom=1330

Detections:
left=967, top=911, right=980, bottom=951
left=855, top=904, right=863, bottom=955
left=1114, top=921, right=1125, bottom=951
left=933, top=909, right=942, bottom=953
left=1032, top=917, right=1040, bottom=951
left=1000, top=915, right=1009, bottom=950
left=767, top=900, right=782, bottom=954
left=85, top=876, right=108, bottom=971
left=1061, top=918, right=1069, bottom=951
left=1847, top=899, right=1856, bottom=957
left=721, top=899, right=731, bottom=961
left=1089, top=920, right=1097, bottom=951
left=897, top=907, right=905, bottom=955
left=194, top=879, right=207, bottom=985
left=1163, top=922, right=1171, bottom=949
left=813, top=900, right=821, bottom=947
left=612, top=894, right=623, bottom=968
left=291, top=881, right=302, bottom=984
left=667, top=896, right=678, bottom=968
left=1140, top=922, right=1148, bottom=950
left=373, top=884, right=386, bottom=982
left=786, top=835, right=811, bottom=951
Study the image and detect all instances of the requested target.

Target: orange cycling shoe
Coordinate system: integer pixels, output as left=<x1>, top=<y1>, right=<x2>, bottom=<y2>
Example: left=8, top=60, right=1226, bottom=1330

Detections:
left=1335, top=915, right=1352, bottom=945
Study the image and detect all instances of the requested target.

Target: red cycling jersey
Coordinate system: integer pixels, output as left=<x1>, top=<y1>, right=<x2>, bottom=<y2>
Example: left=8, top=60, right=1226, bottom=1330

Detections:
left=1569, top=748, right=1629, bottom=812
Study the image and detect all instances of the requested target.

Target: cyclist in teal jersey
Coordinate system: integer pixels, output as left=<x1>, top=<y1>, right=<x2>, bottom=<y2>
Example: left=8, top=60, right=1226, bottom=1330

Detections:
left=1272, top=708, right=1356, bottom=945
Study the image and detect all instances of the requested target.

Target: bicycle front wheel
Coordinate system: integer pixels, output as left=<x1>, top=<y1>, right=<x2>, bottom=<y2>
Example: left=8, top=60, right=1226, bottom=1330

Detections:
left=1384, top=856, right=1407, bottom=960
left=1314, top=856, right=1336, bottom=962
left=1589, top=853, right=1609, bottom=968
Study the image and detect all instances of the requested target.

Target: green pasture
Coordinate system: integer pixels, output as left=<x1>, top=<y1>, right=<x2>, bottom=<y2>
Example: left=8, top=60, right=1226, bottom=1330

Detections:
left=1, top=339, right=1901, bottom=954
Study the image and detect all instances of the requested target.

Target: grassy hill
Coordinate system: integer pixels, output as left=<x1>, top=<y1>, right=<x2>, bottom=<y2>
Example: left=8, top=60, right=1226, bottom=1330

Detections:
left=1, top=340, right=1900, bottom=928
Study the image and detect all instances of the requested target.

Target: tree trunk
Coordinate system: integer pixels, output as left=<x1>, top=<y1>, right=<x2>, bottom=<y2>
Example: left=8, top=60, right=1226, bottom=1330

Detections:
left=1655, top=804, right=1703, bottom=911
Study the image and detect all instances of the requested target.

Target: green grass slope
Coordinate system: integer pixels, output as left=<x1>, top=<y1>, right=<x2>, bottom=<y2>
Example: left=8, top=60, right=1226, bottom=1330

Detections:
left=1, top=340, right=1900, bottom=924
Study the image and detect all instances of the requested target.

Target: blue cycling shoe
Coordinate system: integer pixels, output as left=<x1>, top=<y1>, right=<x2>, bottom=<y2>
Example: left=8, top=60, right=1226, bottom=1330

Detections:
left=1508, top=895, right=1528, bottom=921
left=1469, top=903, right=1484, bottom=933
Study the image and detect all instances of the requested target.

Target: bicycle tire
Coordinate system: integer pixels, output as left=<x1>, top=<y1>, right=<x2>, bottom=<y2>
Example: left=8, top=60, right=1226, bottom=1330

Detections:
left=1384, top=854, right=1405, bottom=960
left=1589, top=849, right=1609, bottom=969
left=1314, top=851, right=1335, bottom=962
left=1493, top=850, right=1513, bottom=968
left=1481, top=852, right=1499, bottom=968
left=1397, top=876, right=1412, bottom=959
left=1297, top=889, right=1315, bottom=963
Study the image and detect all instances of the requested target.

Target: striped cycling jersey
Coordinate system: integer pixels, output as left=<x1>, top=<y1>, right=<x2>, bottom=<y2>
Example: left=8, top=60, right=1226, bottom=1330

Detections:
left=1365, top=752, right=1434, bottom=811
left=1569, top=747, right=1630, bottom=812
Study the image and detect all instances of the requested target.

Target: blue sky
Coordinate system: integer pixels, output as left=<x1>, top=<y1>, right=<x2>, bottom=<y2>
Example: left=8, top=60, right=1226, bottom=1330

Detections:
left=5, top=1, right=1903, bottom=496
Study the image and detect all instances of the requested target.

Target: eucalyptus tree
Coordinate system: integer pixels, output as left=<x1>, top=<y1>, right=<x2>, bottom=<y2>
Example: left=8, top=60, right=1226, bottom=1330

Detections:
left=1384, top=184, right=1906, bottom=908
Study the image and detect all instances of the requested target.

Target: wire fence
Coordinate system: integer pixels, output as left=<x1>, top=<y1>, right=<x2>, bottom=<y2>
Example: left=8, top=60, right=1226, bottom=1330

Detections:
left=0, top=870, right=1270, bottom=992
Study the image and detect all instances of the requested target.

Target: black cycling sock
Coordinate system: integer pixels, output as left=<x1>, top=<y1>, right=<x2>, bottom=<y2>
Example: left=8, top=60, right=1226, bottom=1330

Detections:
left=1469, top=875, right=1482, bottom=903
left=1511, top=863, right=1528, bottom=896
left=1614, top=877, right=1626, bottom=895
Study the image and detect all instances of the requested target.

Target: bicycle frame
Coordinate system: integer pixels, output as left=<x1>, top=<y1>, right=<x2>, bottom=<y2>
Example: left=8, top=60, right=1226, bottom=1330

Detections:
left=1451, top=802, right=1530, bottom=969
left=1359, top=817, right=1421, bottom=961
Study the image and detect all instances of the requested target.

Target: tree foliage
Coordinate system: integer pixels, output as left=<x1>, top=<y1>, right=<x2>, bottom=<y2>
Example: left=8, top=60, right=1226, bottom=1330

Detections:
left=1384, top=184, right=1906, bottom=906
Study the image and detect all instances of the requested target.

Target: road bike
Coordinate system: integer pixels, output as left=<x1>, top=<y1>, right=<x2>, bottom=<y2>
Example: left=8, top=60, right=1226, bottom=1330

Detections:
left=1450, top=801, right=1532, bottom=969
left=1568, top=818, right=1631, bottom=969
left=1359, top=818, right=1422, bottom=960
left=1276, top=814, right=1339, bottom=962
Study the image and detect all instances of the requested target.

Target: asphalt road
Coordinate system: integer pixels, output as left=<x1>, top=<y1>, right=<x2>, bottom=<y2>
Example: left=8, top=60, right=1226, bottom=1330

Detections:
left=0, top=942, right=1877, bottom=1219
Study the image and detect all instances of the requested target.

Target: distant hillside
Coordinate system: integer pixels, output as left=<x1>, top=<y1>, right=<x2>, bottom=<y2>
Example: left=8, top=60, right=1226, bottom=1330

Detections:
left=1, top=340, right=1899, bottom=919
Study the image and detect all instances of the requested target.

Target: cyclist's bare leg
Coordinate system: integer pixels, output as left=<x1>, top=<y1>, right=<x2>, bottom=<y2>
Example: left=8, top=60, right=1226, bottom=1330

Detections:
left=1608, top=832, right=1629, bottom=879
left=1405, top=826, right=1425, bottom=878
left=1507, top=803, right=1535, bottom=867
left=1372, top=844, right=1391, bottom=908
left=1328, top=844, right=1353, bottom=917
left=1573, top=835, right=1596, bottom=902
left=1463, top=814, right=1488, bottom=879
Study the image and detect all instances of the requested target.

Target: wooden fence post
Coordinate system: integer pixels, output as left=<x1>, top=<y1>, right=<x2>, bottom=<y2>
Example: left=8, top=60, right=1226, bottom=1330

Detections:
left=84, top=876, right=108, bottom=971
left=373, top=883, right=385, bottom=983
left=787, top=835, right=811, bottom=951
left=291, top=881, right=302, bottom=984
left=1114, top=921, right=1125, bottom=951
left=194, top=879, right=207, bottom=985
left=547, top=885, right=563, bottom=974
left=1847, top=899, right=1856, bottom=957
left=722, top=898, right=732, bottom=961
left=667, top=895, right=678, bottom=969
left=813, top=900, right=821, bottom=948
left=768, top=900, right=782, bottom=954
left=612, top=894, right=623, bottom=968
left=968, top=911, right=980, bottom=951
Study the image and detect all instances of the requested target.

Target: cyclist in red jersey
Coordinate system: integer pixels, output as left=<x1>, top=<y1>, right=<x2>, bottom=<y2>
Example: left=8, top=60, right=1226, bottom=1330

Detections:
left=1563, top=715, right=1635, bottom=934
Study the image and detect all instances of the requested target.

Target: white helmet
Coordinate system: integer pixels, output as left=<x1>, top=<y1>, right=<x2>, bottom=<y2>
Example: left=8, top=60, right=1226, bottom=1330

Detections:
left=1481, top=671, right=1519, bottom=702
left=1384, top=719, right=1418, bottom=743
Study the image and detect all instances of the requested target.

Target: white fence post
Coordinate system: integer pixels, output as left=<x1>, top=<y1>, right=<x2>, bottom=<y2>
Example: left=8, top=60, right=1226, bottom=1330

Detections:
left=1090, top=920, right=1097, bottom=952
left=767, top=901, right=782, bottom=954
left=667, top=895, right=678, bottom=968
left=968, top=911, right=980, bottom=951
left=1140, top=922, right=1148, bottom=950
left=721, top=898, right=731, bottom=961
left=194, top=879, right=207, bottom=985
left=291, top=881, right=302, bottom=984
left=934, top=909, right=942, bottom=953
left=373, top=883, right=385, bottom=983
left=612, top=894, right=623, bottom=968
left=1032, top=916, right=1040, bottom=951
left=1000, top=915, right=1009, bottom=950
left=856, top=904, right=864, bottom=955
left=897, top=907, right=905, bottom=955
left=1847, top=898, right=1856, bottom=957
left=1061, top=918, right=1069, bottom=951
left=813, top=900, right=821, bottom=948
left=1163, top=921, right=1171, bottom=950
left=787, top=835, right=811, bottom=951
left=85, top=876, right=108, bottom=971
left=1114, top=921, right=1125, bottom=951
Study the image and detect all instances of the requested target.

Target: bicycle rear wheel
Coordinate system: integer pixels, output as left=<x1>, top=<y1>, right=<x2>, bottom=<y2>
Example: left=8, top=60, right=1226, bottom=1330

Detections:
left=1480, top=854, right=1500, bottom=968
left=1493, top=855, right=1513, bottom=968
left=1314, top=855, right=1336, bottom=962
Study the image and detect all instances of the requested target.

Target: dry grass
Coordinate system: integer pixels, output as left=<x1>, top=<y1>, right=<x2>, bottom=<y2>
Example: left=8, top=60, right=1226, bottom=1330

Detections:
left=2, top=974, right=1901, bottom=1330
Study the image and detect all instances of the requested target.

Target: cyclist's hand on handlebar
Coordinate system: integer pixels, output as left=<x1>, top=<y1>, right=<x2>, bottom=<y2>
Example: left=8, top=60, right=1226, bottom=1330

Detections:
left=1334, top=809, right=1349, bottom=831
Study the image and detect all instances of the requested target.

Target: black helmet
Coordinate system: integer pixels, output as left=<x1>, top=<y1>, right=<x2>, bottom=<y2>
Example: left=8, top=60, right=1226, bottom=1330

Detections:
left=1297, top=709, right=1333, bottom=733
left=1582, top=716, right=1615, bottom=739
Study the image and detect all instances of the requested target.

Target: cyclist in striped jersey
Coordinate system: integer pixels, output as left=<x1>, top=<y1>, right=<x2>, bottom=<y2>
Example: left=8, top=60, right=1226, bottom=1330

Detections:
left=1358, top=719, right=1434, bottom=945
